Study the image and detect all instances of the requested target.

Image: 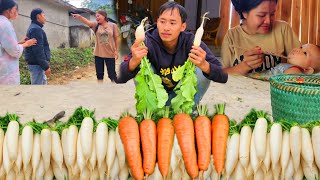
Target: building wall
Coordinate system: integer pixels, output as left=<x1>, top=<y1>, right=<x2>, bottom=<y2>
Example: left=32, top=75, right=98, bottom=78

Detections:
left=12, top=0, right=71, bottom=48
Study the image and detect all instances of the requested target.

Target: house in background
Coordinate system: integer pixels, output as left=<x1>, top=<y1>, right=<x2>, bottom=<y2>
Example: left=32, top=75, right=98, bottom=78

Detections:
left=12, top=0, right=96, bottom=48
left=69, top=8, right=96, bottom=48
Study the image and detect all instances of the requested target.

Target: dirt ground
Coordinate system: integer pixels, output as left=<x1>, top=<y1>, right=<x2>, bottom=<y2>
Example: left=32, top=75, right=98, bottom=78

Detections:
left=0, top=41, right=272, bottom=124
left=0, top=73, right=271, bottom=124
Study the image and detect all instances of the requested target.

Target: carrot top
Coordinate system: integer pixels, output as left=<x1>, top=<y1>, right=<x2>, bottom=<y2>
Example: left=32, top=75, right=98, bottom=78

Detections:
left=196, top=104, right=208, bottom=117
left=214, top=103, right=226, bottom=115
left=143, top=108, right=153, bottom=120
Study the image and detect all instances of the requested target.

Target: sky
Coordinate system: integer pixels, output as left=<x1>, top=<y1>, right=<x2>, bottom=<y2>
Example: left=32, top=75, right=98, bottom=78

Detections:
left=68, top=0, right=84, bottom=8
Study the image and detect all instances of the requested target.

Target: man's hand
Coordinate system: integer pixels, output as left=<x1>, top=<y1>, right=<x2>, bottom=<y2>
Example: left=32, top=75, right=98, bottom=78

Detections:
left=45, top=68, right=51, bottom=76
left=243, top=47, right=264, bottom=70
left=128, top=39, right=148, bottom=71
left=188, top=46, right=210, bottom=74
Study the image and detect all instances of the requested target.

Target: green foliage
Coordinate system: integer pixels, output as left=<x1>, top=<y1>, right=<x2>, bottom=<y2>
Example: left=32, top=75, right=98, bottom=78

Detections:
left=135, top=50, right=168, bottom=115
left=171, top=60, right=197, bottom=114
left=19, top=48, right=94, bottom=85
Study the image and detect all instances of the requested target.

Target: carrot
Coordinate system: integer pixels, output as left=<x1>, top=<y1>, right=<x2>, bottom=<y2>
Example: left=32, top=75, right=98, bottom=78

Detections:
left=118, top=113, right=144, bottom=180
left=195, top=105, right=211, bottom=179
left=140, top=109, right=157, bottom=179
left=173, top=112, right=199, bottom=179
left=157, top=107, right=174, bottom=180
left=211, top=103, right=229, bottom=178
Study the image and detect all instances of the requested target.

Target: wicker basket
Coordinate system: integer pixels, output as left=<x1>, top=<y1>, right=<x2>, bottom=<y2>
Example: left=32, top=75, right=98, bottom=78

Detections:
left=270, top=74, right=320, bottom=124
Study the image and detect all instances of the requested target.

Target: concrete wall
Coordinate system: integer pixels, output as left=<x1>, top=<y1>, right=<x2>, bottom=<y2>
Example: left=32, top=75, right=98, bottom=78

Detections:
left=70, top=26, right=94, bottom=48
left=12, top=0, right=72, bottom=48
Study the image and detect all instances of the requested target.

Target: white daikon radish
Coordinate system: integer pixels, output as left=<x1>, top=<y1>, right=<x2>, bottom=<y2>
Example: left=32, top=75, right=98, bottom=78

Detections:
left=44, top=165, right=54, bottom=180
left=51, top=131, right=63, bottom=171
left=285, top=156, right=294, bottom=180
left=6, top=169, right=15, bottom=180
left=170, top=136, right=179, bottom=172
left=210, top=155, right=219, bottom=180
left=109, top=156, right=120, bottom=179
left=90, top=168, right=99, bottom=180
left=265, top=168, right=273, bottom=180
left=0, top=165, right=5, bottom=179
left=80, top=166, right=90, bottom=180
left=302, top=159, right=319, bottom=180
left=149, top=163, right=162, bottom=180
left=52, top=160, right=68, bottom=180
left=106, top=130, right=116, bottom=174
left=32, top=133, right=41, bottom=176
left=95, top=122, right=108, bottom=169
left=76, top=129, right=86, bottom=172
left=272, top=162, right=281, bottom=180
left=293, top=164, right=303, bottom=180
left=270, top=123, right=282, bottom=170
left=246, top=164, right=254, bottom=178
left=6, top=120, right=19, bottom=162
left=89, top=133, right=97, bottom=172
left=290, top=125, right=301, bottom=172
left=21, top=125, right=33, bottom=172
left=239, top=126, right=252, bottom=172
left=254, top=112, right=268, bottom=162
left=203, top=159, right=213, bottom=180
left=71, top=163, right=80, bottom=179
left=98, top=160, right=107, bottom=180
left=180, top=162, right=189, bottom=180
left=0, top=128, right=4, bottom=166
left=312, top=126, right=320, bottom=169
left=280, top=131, right=290, bottom=180
left=35, top=159, right=45, bottom=180
left=115, top=127, right=125, bottom=169
left=16, top=170, right=24, bottom=180
left=263, top=133, right=271, bottom=173
left=80, top=117, right=94, bottom=162
left=301, top=128, right=314, bottom=169
left=119, top=163, right=130, bottom=180
left=14, top=135, right=22, bottom=173
left=61, top=128, right=69, bottom=169
left=40, top=128, right=51, bottom=172
left=173, top=134, right=182, bottom=162
left=24, top=164, right=32, bottom=180
left=172, top=166, right=183, bottom=180
left=3, top=135, right=12, bottom=174
left=231, top=162, right=246, bottom=180
left=225, top=133, right=240, bottom=179
left=254, top=167, right=264, bottom=180
left=135, top=17, right=148, bottom=41
left=67, top=125, right=78, bottom=168
left=250, top=130, right=259, bottom=173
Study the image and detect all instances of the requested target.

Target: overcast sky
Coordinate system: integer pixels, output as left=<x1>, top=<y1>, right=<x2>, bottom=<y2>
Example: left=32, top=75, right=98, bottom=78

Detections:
left=68, top=0, right=84, bottom=8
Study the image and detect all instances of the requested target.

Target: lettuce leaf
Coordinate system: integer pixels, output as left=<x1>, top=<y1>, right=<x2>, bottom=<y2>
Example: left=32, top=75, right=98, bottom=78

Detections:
left=135, top=55, right=168, bottom=115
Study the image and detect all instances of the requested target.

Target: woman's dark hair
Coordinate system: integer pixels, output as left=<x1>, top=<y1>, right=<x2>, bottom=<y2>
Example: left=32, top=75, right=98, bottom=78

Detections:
left=158, top=1, right=187, bottom=23
left=96, top=10, right=108, bottom=21
left=231, top=0, right=278, bottom=19
left=0, top=0, right=17, bottom=14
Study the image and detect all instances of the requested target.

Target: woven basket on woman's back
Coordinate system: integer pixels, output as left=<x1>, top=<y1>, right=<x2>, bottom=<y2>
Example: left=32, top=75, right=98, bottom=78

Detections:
left=270, top=74, right=320, bottom=124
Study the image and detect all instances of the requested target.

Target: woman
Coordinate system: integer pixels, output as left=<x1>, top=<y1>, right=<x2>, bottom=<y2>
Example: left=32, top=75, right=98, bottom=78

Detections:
left=72, top=10, right=121, bottom=83
left=221, top=0, right=301, bottom=75
left=0, top=0, right=37, bottom=85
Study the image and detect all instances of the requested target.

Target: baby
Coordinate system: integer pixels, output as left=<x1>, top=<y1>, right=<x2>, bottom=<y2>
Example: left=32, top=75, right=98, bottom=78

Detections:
left=285, top=44, right=320, bottom=74
left=248, top=44, right=320, bottom=80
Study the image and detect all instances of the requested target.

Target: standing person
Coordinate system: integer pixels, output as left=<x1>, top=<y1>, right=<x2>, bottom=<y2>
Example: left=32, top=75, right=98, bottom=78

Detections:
left=24, top=8, right=51, bottom=85
left=72, top=10, right=121, bottom=83
left=117, top=2, right=228, bottom=105
left=221, top=0, right=301, bottom=75
left=0, top=0, right=37, bottom=85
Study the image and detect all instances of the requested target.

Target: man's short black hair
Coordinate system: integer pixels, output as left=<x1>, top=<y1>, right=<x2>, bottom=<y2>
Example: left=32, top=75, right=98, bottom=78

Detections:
left=158, top=1, right=187, bottom=23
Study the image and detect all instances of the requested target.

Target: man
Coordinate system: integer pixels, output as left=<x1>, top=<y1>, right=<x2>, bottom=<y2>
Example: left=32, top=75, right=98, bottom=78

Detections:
left=24, top=8, right=51, bottom=85
left=118, top=2, right=228, bottom=105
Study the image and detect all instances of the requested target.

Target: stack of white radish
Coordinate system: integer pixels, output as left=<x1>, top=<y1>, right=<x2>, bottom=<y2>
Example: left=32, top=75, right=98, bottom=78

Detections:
left=0, top=117, right=130, bottom=180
